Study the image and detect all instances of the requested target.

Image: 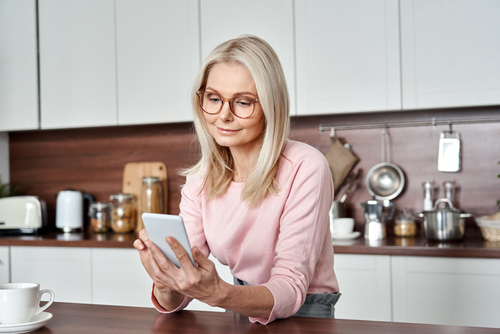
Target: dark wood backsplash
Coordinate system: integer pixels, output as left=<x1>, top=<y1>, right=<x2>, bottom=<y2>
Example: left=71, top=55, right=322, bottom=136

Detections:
left=9, top=106, right=500, bottom=232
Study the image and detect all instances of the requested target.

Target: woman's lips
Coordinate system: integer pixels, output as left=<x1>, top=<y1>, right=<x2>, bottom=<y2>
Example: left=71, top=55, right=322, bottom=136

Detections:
left=217, top=127, right=240, bottom=134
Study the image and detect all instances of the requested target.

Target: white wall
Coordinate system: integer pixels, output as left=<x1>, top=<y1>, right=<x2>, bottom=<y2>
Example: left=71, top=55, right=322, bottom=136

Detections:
left=0, top=132, right=9, bottom=183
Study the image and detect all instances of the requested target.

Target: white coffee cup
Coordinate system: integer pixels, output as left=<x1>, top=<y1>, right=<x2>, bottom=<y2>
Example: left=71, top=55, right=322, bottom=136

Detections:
left=0, top=283, right=55, bottom=325
left=332, top=218, right=355, bottom=235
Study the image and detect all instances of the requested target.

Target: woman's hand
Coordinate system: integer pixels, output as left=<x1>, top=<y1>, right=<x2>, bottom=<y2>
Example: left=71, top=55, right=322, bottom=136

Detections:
left=134, top=229, right=227, bottom=309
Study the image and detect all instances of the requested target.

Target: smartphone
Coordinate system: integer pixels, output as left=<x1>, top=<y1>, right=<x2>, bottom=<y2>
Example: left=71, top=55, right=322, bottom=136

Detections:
left=142, top=213, right=196, bottom=268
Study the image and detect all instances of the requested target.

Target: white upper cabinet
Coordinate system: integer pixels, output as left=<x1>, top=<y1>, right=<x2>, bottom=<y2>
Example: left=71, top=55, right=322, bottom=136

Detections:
left=0, top=0, right=39, bottom=131
left=295, top=0, right=401, bottom=116
left=400, top=0, right=500, bottom=110
left=116, top=0, right=199, bottom=125
left=38, top=0, right=117, bottom=129
left=200, top=0, right=295, bottom=115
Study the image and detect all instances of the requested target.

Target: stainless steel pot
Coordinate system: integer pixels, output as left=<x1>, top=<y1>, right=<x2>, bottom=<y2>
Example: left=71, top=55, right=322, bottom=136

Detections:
left=417, top=198, right=472, bottom=241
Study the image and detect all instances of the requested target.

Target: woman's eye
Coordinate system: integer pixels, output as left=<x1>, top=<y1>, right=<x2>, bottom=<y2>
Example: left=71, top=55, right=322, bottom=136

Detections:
left=235, top=98, right=252, bottom=107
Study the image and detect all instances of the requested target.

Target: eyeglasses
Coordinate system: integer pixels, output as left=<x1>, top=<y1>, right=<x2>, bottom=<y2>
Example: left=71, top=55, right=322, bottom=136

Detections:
left=196, top=91, right=260, bottom=119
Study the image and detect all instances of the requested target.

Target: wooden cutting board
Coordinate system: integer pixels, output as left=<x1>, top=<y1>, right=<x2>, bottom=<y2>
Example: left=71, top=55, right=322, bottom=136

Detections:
left=122, top=162, right=168, bottom=233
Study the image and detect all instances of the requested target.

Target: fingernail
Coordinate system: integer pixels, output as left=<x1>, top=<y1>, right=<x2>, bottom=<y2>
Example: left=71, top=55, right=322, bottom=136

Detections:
left=165, top=237, right=173, bottom=245
left=145, top=240, right=151, bottom=249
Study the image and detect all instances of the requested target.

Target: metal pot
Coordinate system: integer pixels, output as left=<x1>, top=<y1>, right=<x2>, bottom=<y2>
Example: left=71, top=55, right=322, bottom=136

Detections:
left=417, top=198, right=472, bottom=241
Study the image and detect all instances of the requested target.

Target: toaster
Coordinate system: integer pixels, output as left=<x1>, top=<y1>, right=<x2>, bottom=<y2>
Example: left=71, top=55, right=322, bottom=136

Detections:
left=0, top=196, right=47, bottom=235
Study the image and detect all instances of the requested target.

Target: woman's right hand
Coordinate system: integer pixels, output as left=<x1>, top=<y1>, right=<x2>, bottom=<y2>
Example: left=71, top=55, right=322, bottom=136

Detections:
left=133, top=229, right=185, bottom=310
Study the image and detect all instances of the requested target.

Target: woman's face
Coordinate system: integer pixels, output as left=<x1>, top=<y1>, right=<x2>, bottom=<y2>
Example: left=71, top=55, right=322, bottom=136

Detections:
left=202, top=62, right=265, bottom=156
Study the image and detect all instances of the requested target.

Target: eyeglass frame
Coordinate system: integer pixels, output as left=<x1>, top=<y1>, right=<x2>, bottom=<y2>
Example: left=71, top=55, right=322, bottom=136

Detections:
left=196, top=90, right=260, bottom=119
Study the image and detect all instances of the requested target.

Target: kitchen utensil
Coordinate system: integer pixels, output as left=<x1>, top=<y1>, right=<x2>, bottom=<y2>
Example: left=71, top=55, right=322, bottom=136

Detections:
left=422, top=180, right=436, bottom=211
left=337, top=169, right=359, bottom=203
left=56, top=190, right=93, bottom=232
left=394, top=208, right=417, bottom=237
left=443, top=180, right=457, bottom=206
left=365, top=129, right=405, bottom=201
left=360, top=199, right=395, bottom=240
left=0, top=196, right=47, bottom=235
left=438, top=130, right=461, bottom=172
left=417, top=198, right=472, bottom=241
left=324, top=137, right=359, bottom=193
left=122, top=162, right=168, bottom=233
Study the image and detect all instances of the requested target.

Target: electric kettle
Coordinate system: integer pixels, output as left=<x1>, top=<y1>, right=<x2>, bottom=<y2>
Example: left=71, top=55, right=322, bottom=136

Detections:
left=56, top=190, right=94, bottom=232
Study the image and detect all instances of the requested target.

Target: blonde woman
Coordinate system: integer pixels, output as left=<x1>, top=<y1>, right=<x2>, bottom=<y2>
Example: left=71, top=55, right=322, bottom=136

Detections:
left=134, top=35, right=340, bottom=324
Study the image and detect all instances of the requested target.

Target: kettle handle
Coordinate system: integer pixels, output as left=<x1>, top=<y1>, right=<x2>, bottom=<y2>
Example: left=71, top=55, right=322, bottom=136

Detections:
left=82, top=193, right=94, bottom=223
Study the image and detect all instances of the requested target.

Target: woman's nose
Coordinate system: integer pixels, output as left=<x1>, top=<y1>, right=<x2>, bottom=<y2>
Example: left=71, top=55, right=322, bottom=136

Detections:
left=219, top=100, right=234, bottom=120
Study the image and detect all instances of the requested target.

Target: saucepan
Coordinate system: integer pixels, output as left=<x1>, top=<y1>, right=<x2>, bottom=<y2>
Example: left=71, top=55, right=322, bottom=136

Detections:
left=416, top=198, right=472, bottom=241
left=365, top=129, right=405, bottom=201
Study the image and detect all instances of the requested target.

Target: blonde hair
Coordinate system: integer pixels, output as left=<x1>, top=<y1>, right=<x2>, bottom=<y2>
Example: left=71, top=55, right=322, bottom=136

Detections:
left=182, top=35, right=290, bottom=206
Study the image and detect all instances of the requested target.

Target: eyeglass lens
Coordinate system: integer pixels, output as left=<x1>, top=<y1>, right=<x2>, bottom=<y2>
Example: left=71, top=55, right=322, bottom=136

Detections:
left=200, top=92, right=255, bottom=118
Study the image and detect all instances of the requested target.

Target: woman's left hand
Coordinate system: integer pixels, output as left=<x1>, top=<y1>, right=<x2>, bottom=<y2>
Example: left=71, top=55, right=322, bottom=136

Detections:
left=144, top=236, right=226, bottom=307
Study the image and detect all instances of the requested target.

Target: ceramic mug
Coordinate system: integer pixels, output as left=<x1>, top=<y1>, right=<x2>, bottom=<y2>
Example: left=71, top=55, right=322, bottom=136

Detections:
left=0, top=283, right=55, bottom=325
left=332, top=218, right=355, bottom=235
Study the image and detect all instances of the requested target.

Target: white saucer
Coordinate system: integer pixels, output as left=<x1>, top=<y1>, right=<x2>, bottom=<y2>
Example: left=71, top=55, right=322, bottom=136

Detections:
left=0, top=312, right=53, bottom=333
left=332, top=231, right=361, bottom=240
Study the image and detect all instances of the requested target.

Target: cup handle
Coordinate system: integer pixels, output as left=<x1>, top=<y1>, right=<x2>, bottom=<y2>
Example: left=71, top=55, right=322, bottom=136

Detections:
left=35, top=289, right=55, bottom=315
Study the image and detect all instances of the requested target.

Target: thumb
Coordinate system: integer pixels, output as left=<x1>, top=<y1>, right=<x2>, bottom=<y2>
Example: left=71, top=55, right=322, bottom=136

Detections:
left=192, top=246, right=211, bottom=268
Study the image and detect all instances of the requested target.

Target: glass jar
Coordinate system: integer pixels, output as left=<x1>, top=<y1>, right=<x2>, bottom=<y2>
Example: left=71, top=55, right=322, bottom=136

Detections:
left=394, top=208, right=417, bottom=237
left=89, top=202, right=111, bottom=233
left=110, top=193, right=136, bottom=233
left=142, top=177, right=164, bottom=214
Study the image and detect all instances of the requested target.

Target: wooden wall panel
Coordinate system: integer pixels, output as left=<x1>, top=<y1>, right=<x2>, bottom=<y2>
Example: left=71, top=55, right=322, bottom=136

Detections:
left=9, top=106, right=500, bottom=233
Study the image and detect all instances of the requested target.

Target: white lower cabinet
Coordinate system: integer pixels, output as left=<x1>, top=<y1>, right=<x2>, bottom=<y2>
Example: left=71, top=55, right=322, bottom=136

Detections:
left=0, top=246, right=9, bottom=284
left=10, top=246, right=92, bottom=303
left=91, top=248, right=153, bottom=307
left=391, top=256, right=500, bottom=328
left=333, top=254, right=392, bottom=321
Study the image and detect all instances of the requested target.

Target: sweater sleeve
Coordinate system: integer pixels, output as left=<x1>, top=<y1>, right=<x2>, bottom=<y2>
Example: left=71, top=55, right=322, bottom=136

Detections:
left=250, top=149, right=334, bottom=324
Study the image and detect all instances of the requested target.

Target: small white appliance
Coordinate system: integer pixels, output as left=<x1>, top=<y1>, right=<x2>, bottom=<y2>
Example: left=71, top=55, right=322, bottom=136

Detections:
left=56, top=190, right=93, bottom=232
left=0, top=196, right=47, bottom=235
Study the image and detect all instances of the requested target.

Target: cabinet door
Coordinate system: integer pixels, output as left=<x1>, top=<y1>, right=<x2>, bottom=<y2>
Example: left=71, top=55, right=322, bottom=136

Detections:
left=0, top=246, right=9, bottom=284
left=392, top=256, right=500, bottom=328
left=401, top=0, right=500, bottom=109
left=116, top=0, right=199, bottom=125
left=10, top=246, right=92, bottom=303
left=333, top=254, right=392, bottom=321
left=295, top=0, right=401, bottom=115
left=92, top=248, right=153, bottom=307
left=38, top=0, right=117, bottom=129
left=0, top=0, right=39, bottom=131
left=200, top=0, right=295, bottom=115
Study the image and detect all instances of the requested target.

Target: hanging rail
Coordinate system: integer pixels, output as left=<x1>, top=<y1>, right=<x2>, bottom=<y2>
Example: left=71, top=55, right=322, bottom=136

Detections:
left=318, top=117, right=500, bottom=134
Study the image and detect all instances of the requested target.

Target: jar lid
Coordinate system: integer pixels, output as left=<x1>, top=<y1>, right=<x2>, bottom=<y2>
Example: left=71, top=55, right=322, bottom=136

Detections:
left=90, top=202, right=111, bottom=209
left=142, top=176, right=162, bottom=183
left=109, top=193, right=135, bottom=201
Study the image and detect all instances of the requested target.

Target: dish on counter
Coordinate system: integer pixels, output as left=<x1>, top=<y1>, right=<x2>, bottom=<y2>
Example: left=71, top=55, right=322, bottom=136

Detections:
left=331, top=231, right=360, bottom=240
left=0, top=312, right=52, bottom=333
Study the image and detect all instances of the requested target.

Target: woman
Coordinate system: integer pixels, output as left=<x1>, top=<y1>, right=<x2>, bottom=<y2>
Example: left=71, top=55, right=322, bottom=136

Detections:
left=134, top=35, right=340, bottom=324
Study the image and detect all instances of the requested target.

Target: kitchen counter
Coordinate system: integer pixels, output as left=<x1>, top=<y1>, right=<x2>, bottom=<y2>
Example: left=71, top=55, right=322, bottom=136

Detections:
left=1, top=230, right=499, bottom=258
left=32, top=302, right=499, bottom=334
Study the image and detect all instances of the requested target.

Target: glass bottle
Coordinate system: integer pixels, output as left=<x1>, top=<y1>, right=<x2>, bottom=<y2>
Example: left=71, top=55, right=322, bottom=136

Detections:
left=142, top=177, right=164, bottom=214
left=89, top=202, right=111, bottom=233
left=110, top=193, right=136, bottom=233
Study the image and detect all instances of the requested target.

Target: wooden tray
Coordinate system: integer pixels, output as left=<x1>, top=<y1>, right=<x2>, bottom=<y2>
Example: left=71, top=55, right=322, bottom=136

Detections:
left=122, top=162, right=168, bottom=233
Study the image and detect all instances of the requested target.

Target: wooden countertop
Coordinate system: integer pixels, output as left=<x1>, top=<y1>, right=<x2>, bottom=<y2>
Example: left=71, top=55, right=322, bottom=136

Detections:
left=1, top=230, right=499, bottom=258
left=32, top=302, right=498, bottom=333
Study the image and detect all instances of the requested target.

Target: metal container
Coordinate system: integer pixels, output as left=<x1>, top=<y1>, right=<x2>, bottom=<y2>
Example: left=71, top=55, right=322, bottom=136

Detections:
left=417, top=198, right=472, bottom=241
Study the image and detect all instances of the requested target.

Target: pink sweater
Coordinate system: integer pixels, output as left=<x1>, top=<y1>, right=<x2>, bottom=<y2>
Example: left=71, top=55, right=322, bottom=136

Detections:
left=152, top=139, right=339, bottom=324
